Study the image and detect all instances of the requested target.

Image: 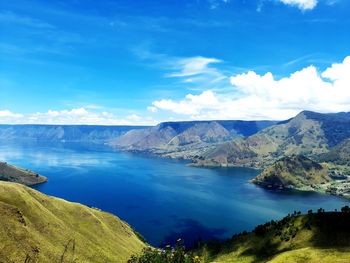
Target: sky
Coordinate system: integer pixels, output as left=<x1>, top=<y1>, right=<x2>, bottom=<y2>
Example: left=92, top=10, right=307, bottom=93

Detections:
left=0, top=0, right=349, bottom=125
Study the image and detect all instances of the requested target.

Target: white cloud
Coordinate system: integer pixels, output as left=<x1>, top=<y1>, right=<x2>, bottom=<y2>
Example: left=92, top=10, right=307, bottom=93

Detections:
left=0, top=110, right=23, bottom=118
left=147, top=106, right=158, bottom=113
left=279, top=0, right=318, bottom=10
left=208, top=0, right=231, bottom=9
left=168, top=56, right=221, bottom=78
left=150, top=56, right=350, bottom=120
left=0, top=108, right=157, bottom=125
left=167, top=56, right=227, bottom=85
left=153, top=91, right=219, bottom=115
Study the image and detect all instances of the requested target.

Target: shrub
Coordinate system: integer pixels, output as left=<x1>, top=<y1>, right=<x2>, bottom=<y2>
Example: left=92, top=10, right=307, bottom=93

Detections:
left=128, top=239, right=201, bottom=263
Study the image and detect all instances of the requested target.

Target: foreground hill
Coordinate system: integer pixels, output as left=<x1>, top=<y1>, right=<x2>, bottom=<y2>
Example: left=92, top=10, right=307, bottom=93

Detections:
left=0, top=181, right=145, bottom=262
left=0, top=124, right=147, bottom=143
left=252, top=155, right=331, bottom=191
left=203, top=209, right=350, bottom=263
left=195, top=111, right=350, bottom=168
left=0, top=162, right=47, bottom=186
left=130, top=208, right=350, bottom=262
left=111, top=120, right=277, bottom=159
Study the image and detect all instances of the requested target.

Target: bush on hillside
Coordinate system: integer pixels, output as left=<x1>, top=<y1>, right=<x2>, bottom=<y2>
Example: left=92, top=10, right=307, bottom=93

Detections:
left=128, top=239, right=201, bottom=263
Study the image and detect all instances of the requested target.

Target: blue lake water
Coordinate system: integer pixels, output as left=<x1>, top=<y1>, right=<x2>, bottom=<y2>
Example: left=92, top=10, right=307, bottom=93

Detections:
left=0, top=140, right=349, bottom=247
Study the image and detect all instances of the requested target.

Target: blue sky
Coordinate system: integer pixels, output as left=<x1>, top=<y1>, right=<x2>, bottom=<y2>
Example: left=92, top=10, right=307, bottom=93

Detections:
left=0, top=0, right=350, bottom=124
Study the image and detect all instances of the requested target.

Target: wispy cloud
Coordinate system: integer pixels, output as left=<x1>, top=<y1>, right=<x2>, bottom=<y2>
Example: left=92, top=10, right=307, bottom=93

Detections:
left=132, top=45, right=229, bottom=90
left=278, top=0, right=318, bottom=11
left=0, top=10, right=56, bottom=28
left=206, top=0, right=231, bottom=9
left=166, top=56, right=224, bottom=81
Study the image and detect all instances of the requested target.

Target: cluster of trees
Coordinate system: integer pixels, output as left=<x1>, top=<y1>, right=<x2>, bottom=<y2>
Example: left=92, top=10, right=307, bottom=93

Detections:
left=128, top=239, right=201, bottom=263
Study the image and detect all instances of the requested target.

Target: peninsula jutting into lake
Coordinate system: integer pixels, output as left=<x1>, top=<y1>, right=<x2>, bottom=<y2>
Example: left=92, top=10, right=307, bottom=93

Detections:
left=1, top=0, right=350, bottom=262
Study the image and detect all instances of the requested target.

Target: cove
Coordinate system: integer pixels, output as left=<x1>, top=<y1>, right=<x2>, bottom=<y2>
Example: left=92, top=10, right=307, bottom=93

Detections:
left=0, top=140, right=348, bottom=247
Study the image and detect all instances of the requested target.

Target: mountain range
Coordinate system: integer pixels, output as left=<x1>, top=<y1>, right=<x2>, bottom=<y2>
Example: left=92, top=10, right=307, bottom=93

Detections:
left=110, top=120, right=278, bottom=159
left=0, top=124, right=147, bottom=143
left=1, top=111, right=350, bottom=197
left=193, top=111, right=350, bottom=168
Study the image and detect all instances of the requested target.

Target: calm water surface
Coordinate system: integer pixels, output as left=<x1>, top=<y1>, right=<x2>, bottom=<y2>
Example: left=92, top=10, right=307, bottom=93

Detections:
left=0, top=140, right=348, bottom=246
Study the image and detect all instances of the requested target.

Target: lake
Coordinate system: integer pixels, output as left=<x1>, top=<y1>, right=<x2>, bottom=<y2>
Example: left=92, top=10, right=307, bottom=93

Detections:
left=0, top=140, right=348, bottom=247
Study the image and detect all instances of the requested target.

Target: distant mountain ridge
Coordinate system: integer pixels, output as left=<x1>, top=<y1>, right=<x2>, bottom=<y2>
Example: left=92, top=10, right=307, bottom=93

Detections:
left=0, top=124, right=148, bottom=143
left=110, top=120, right=278, bottom=158
left=195, top=111, right=350, bottom=168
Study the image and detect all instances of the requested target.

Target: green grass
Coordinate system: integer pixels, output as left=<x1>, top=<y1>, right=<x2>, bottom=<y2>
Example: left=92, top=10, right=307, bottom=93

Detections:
left=197, top=210, right=350, bottom=263
left=0, top=181, right=145, bottom=263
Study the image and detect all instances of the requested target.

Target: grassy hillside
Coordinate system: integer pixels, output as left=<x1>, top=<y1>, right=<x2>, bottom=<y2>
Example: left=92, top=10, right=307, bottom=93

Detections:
left=205, top=209, right=350, bottom=263
left=0, top=181, right=145, bottom=263
left=319, top=138, right=350, bottom=166
left=252, top=155, right=331, bottom=190
left=196, top=111, right=350, bottom=168
left=130, top=208, right=350, bottom=263
left=0, top=161, right=47, bottom=186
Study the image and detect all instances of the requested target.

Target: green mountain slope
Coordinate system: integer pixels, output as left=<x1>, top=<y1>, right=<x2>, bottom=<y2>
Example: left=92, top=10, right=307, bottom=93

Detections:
left=252, top=155, right=331, bottom=190
left=0, top=181, right=145, bottom=263
left=196, top=111, right=350, bottom=168
left=202, top=209, right=350, bottom=263
left=319, top=138, right=350, bottom=166
left=0, top=161, right=47, bottom=186
left=130, top=209, right=350, bottom=263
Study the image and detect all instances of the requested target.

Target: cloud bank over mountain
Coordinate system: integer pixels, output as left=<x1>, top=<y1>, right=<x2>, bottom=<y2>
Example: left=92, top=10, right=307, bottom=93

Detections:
left=151, top=56, right=350, bottom=120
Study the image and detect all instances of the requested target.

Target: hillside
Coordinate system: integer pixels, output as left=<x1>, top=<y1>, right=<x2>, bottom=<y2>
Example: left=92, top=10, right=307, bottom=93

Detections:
left=110, top=120, right=277, bottom=159
left=0, top=124, right=147, bottom=143
left=202, top=209, right=350, bottom=263
left=195, top=111, right=350, bottom=168
left=252, top=155, right=331, bottom=191
left=319, top=138, right=350, bottom=166
left=0, top=162, right=47, bottom=186
left=130, top=208, right=350, bottom=263
left=0, top=181, right=145, bottom=262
